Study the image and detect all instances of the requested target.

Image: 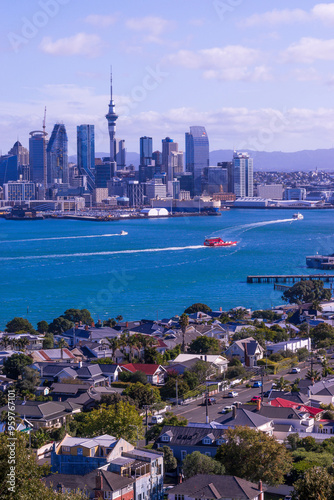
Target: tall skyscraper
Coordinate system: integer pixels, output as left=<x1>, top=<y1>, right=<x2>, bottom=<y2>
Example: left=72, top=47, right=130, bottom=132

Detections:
left=185, top=126, right=209, bottom=196
left=162, top=137, right=178, bottom=173
left=115, top=139, right=126, bottom=168
left=233, top=151, right=253, bottom=197
left=8, top=141, right=29, bottom=165
left=105, top=71, right=118, bottom=163
left=0, top=155, right=18, bottom=186
left=77, top=124, right=95, bottom=191
left=29, top=130, right=48, bottom=184
left=167, top=151, right=183, bottom=182
left=140, top=136, right=153, bottom=166
left=47, top=124, right=69, bottom=185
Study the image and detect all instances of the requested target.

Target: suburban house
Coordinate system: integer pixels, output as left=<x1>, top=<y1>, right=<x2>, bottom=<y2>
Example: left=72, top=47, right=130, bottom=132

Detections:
left=0, top=332, right=43, bottom=351
left=215, top=406, right=274, bottom=435
left=154, top=424, right=226, bottom=462
left=167, top=474, right=265, bottom=500
left=170, top=353, right=228, bottom=374
left=98, top=364, right=123, bottom=384
left=63, top=324, right=120, bottom=346
left=225, top=337, right=264, bottom=367
left=120, top=363, right=167, bottom=385
left=30, top=348, right=78, bottom=363
left=0, top=374, right=14, bottom=391
left=44, top=469, right=134, bottom=500
left=51, top=434, right=164, bottom=500
left=266, top=337, right=311, bottom=355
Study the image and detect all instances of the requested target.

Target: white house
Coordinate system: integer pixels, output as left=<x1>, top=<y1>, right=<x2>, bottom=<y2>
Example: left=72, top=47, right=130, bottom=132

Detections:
left=170, top=354, right=228, bottom=374
left=266, top=337, right=311, bottom=355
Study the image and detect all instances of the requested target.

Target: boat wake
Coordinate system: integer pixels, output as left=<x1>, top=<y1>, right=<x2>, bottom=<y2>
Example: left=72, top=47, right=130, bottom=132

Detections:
left=209, top=218, right=295, bottom=239
left=0, top=233, right=120, bottom=244
left=0, top=245, right=205, bottom=261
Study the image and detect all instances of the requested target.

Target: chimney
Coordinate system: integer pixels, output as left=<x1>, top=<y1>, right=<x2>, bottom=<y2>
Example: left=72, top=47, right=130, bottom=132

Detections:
left=257, top=399, right=261, bottom=411
left=79, top=361, right=83, bottom=368
left=91, top=321, right=95, bottom=327
left=311, top=377, right=315, bottom=386
left=232, top=405, right=237, bottom=419
left=85, top=325, right=89, bottom=331
left=258, top=479, right=263, bottom=500
left=178, top=473, right=183, bottom=484
left=79, top=321, right=82, bottom=326
left=126, top=322, right=128, bottom=328
left=96, top=471, right=103, bottom=491
left=98, top=319, right=101, bottom=326
left=220, top=307, right=222, bottom=312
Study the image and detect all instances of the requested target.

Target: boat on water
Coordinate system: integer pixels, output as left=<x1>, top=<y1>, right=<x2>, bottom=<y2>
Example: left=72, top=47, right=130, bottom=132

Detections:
left=293, top=212, right=304, bottom=220
left=204, top=237, right=237, bottom=247
left=119, top=230, right=128, bottom=235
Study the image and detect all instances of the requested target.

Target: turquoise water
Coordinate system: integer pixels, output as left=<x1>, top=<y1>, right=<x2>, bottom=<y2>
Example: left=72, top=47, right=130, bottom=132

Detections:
left=0, top=209, right=333, bottom=329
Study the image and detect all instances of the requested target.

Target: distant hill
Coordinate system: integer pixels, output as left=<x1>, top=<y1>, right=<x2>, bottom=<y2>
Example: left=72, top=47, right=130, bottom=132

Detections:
left=69, top=148, right=334, bottom=171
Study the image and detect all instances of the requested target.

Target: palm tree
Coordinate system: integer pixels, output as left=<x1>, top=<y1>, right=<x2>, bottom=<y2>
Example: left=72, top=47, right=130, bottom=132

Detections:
left=104, top=337, right=120, bottom=363
left=179, top=313, right=189, bottom=353
left=57, top=337, right=69, bottom=360
left=306, top=368, right=321, bottom=381
left=273, top=376, right=291, bottom=391
left=0, top=335, right=11, bottom=350
left=16, top=337, right=30, bottom=352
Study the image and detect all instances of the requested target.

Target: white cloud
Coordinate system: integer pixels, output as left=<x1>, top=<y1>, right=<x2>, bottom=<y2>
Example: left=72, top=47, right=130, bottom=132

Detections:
left=84, top=14, right=117, bottom=28
left=166, top=46, right=270, bottom=81
left=241, top=8, right=310, bottom=27
left=39, top=33, right=105, bottom=57
left=281, top=38, right=334, bottom=63
left=312, top=3, right=334, bottom=24
left=125, top=16, right=175, bottom=43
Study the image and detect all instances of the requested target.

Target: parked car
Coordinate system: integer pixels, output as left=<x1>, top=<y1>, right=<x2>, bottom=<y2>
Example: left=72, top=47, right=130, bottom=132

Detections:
left=151, top=415, right=164, bottom=424
left=263, top=390, right=271, bottom=398
left=250, top=396, right=261, bottom=403
left=291, top=367, right=301, bottom=374
left=228, top=391, right=238, bottom=398
left=252, top=381, right=262, bottom=388
left=220, top=405, right=234, bottom=413
left=207, top=397, right=216, bottom=405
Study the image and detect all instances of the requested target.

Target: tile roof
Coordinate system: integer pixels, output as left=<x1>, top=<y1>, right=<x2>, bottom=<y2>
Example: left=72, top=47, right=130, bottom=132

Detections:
left=270, top=397, right=323, bottom=416
left=216, top=408, right=272, bottom=428
left=120, top=363, right=165, bottom=375
left=43, top=469, right=134, bottom=492
left=156, top=425, right=225, bottom=447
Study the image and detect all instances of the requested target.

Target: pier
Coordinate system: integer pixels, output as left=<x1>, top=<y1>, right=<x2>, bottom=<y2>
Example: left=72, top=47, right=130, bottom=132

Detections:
left=247, top=274, right=334, bottom=284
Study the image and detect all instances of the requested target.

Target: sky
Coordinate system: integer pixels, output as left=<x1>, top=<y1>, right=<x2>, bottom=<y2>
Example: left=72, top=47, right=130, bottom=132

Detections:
left=1, top=0, right=334, bottom=156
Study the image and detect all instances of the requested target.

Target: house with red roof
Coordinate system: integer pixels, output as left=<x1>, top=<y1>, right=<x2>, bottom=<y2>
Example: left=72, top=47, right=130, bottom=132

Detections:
left=269, top=397, right=323, bottom=418
left=120, top=363, right=167, bottom=385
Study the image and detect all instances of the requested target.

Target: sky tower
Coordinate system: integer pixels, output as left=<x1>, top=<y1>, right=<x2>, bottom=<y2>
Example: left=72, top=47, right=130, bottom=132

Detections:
left=105, top=69, right=118, bottom=163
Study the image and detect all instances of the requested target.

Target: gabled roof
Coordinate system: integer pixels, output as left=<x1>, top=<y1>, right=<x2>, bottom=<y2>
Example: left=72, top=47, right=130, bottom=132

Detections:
left=120, top=363, right=166, bottom=375
left=43, top=470, right=134, bottom=493
left=50, top=383, right=90, bottom=394
left=31, top=348, right=76, bottom=361
left=216, top=408, right=272, bottom=428
left=270, top=397, right=323, bottom=417
left=59, top=434, right=117, bottom=450
left=156, top=425, right=225, bottom=447
left=168, top=474, right=263, bottom=499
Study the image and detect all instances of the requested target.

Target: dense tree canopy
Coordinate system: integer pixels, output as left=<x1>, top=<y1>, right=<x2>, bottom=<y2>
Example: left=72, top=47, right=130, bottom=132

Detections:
left=215, top=426, right=293, bottom=485
left=184, top=303, right=212, bottom=314
left=62, top=308, right=93, bottom=325
left=162, top=446, right=177, bottom=472
left=189, top=335, right=220, bottom=355
left=5, top=317, right=36, bottom=334
left=48, top=317, right=73, bottom=334
left=282, top=280, right=331, bottom=305
left=2, top=353, right=32, bottom=380
left=123, top=382, right=161, bottom=408
left=292, top=466, right=334, bottom=500
left=182, top=451, right=225, bottom=479
left=37, top=320, right=49, bottom=334
left=311, top=323, right=334, bottom=348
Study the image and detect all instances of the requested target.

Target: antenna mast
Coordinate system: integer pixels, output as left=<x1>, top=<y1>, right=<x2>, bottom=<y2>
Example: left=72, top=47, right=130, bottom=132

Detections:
left=43, top=106, right=47, bottom=189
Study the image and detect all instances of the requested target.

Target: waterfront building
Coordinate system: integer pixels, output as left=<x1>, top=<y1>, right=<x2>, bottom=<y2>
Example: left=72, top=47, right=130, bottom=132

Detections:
left=284, top=187, right=306, bottom=200
left=162, top=137, right=178, bottom=174
left=0, top=155, right=18, bottom=186
left=95, top=163, right=114, bottom=188
left=3, top=180, right=35, bottom=201
left=93, top=188, right=108, bottom=204
left=145, top=178, right=166, bottom=200
left=185, top=126, right=209, bottom=196
left=127, top=180, right=144, bottom=207
left=140, top=136, right=153, bottom=166
left=217, top=161, right=234, bottom=193
left=167, top=179, right=180, bottom=199
left=167, top=151, right=183, bottom=182
left=233, top=151, right=253, bottom=197
left=77, top=124, right=95, bottom=192
left=29, top=130, right=47, bottom=184
left=8, top=141, right=29, bottom=165
left=257, top=184, right=283, bottom=200
left=105, top=71, right=118, bottom=163
left=47, top=124, right=69, bottom=185
left=207, top=166, right=228, bottom=195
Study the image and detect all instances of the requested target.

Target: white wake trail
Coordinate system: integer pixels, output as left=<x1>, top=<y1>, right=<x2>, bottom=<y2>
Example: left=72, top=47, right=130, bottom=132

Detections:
left=210, top=218, right=295, bottom=238
left=0, top=233, right=120, bottom=244
left=1, top=245, right=205, bottom=261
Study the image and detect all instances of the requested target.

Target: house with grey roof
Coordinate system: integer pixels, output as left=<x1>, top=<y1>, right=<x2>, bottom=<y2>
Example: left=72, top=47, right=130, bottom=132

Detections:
left=215, top=407, right=274, bottom=434
left=168, top=474, right=265, bottom=500
left=225, top=337, right=264, bottom=367
left=98, top=364, right=122, bottom=384
left=154, top=424, right=226, bottom=462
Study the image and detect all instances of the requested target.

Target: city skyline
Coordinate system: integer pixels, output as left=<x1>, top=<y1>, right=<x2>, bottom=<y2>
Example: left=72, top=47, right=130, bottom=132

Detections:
left=3, top=1, right=334, bottom=155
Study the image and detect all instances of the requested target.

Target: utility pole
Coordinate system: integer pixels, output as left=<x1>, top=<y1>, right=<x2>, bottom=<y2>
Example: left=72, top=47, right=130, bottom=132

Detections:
left=175, top=379, right=178, bottom=408
left=260, top=366, right=264, bottom=401
left=205, top=380, right=209, bottom=424
left=143, top=405, right=149, bottom=444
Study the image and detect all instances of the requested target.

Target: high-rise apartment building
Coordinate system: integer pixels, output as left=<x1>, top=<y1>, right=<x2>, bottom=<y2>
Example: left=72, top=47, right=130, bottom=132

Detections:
left=167, top=151, right=183, bottom=182
left=77, top=124, right=95, bottom=191
left=185, top=126, right=209, bottom=195
left=8, top=141, right=29, bottom=165
left=162, top=137, right=178, bottom=173
left=47, top=124, right=69, bottom=185
left=0, top=155, right=18, bottom=186
left=29, top=130, right=48, bottom=184
left=233, top=151, right=253, bottom=197
left=115, top=139, right=126, bottom=168
left=140, top=136, right=153, bottom=166
left=3, top=180, right=35, bottom=201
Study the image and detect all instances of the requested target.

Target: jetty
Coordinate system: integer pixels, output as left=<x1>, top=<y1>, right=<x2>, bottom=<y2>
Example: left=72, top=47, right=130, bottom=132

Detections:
left=247, top=274, right=334, bottom=284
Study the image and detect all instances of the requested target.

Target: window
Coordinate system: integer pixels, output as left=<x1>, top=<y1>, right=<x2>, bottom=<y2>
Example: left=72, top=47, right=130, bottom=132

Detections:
left=62, top=446, right=70, bottom=453
left=175, top=495, right=184, bottom=500
left=77, top=447, right=83, bottom=456
left=161, top=435, right=170, bottom=442
left=203, top=438, right=212, bottom=444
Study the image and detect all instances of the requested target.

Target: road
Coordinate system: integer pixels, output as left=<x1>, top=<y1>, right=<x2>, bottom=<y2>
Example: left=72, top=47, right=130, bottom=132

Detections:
left=168, top=361, right=317, bottom=424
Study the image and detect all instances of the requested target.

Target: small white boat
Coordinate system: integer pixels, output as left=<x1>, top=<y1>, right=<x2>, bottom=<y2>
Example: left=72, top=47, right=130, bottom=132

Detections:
left=293, top=212, right=304, bottom=220
left=119, top=230, right=128, bottom=235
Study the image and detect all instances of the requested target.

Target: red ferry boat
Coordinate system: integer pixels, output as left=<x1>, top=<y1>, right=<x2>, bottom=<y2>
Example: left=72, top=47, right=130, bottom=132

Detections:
left=204, top=237, right=237, bottom=247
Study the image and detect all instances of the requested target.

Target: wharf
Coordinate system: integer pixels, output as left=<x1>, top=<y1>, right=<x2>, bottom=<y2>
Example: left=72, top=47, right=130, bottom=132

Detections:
left=247, top=274, right=334, bottom=284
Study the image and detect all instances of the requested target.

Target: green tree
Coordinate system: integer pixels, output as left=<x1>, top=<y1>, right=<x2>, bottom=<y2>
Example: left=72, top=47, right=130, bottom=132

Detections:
left=131, top=371, right=148, bottom=384
left=183, top=451, right=225, bottom=479
left=189, top=335, right=220, bottom=355
left=215, top=426, right=293, bottom=485
left=184, top=303, right=212, bottom=314
left=5, top=317, right=36, bottom=334
left=143, top=346, right=161, bottom=364
left=63, top=308, right=93, bottom=325
left=123, top=382, right=161, bottom=408
left=160, top=377, right=189, bottom=399
left=228, top=308, right=247, bottom=320
left=17, top=366, right=40, bottom=393
left=183, top=370, right=199, bottom=390
left=306, top=368, right=321, bottom=381
left=42, top=332, right=54, bottom=349
left=282, top=280, right=331, bottom=305
left=48, top=317, right=73, bottom=334
left=311, top=323, right=334, bottom=348
left=116, top=315, right=123, bottom=322
left=189, top=359, right=216, bottom=384
left=103, top=318, right=116, bottom=327
left=77, top=401, right=144, bottom=444
left=0, top=335, right=11, bottom=350
left=179, top=313, right=189, bottom=353
left=37, top=320, right=49, bottom=334
left=162, top=445, right=177, bottom=472
left=57, top=337, right=69, bottom=360
left=292, top=466, right=334, bottom=500
left=252, top=310, right=281, bottom=321
left=273, top=376, right=291, bottom=391
left=2, top=353, right=32, bottom=379
left=103, top=337, right=120, bottom=362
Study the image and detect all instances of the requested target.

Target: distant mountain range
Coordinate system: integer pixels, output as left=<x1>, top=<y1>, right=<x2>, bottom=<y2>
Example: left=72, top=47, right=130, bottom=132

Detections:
left=69, top=148, right=334, bottom=172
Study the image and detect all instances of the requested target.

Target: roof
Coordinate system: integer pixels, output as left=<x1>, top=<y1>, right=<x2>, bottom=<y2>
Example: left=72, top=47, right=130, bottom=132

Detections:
left=216, top=408, right=272, bottom=428
left=168, top=474, right=263, bottom=499
left=98, top=364, right=121, bottom=374
left=172, top=354, right=228, bottom=365
left=156, top=425, right=225, bottom=447
left=250, top=403, right=304, bottom=421
left=270, top=397, right=323, bottom=416
left=50, top=383, right=90, bottom=394
left=120, top=363, right=166, bottom=375
left=59, top=434, right=117, bottom=450
left=43, top=469, right=134, bottom=492
left=31, top=348, right=76, bottom=361
left=0, top=400, right=77, bottom=420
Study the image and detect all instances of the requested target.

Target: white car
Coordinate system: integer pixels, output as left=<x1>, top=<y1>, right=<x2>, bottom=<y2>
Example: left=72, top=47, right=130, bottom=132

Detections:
left=291, top=367, right=301, bottom=374
left=228, top=391, right=238, bottom=398
left=220, top=405, right=234, bottom=413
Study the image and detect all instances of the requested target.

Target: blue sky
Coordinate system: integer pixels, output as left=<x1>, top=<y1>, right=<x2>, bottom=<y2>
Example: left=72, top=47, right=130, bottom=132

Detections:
left=1, top=0, right=334, bottom=156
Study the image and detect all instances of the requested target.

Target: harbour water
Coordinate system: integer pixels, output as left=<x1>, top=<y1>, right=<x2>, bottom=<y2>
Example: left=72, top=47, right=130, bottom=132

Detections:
left=0, top=209, right=333, bottom=329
